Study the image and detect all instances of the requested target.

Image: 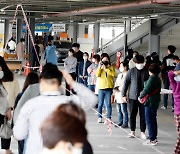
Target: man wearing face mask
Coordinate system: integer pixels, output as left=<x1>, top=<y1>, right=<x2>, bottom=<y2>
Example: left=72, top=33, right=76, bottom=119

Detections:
left=122, top=55, right=149, bottom=139
left=78, top=52, right=91, bottom=86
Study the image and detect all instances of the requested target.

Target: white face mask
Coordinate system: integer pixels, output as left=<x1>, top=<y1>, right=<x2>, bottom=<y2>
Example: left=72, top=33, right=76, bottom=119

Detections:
left=133, top=54, right=136, bottom=58
left=83, top=56, right=88, bottom=60
left=22, top=42, right=25, bottom=45
left=68, top=52, right=73, bottom=57
left=72, top=147, right=83, bottom=154
left=0, top=71, right=4, bottom=79
left=174, top=75, right=180, bottom=82
left=92, top=58, right=95, bottom=63
left=135, top=63, right=144, bottom=70
left=119, top=67, right=124, bottom=72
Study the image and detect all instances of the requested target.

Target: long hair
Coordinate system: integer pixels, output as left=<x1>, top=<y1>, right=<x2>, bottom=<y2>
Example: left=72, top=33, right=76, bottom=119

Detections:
left=22, top=72, right=39, bottom=93
left=0, top=56, right=14, bottom=82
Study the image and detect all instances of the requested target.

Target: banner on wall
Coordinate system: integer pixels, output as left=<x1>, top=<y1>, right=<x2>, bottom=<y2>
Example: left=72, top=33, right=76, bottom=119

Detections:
left=52, top=24, right=65, bottom=32
left=22, top=23, right=53, bottom=32
left=0, top=33, right=4, bottom=53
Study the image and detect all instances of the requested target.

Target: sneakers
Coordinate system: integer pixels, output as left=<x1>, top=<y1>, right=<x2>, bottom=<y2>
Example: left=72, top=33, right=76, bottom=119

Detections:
left=161, top=106, right=167, bottom=110
left=143, top=140, right=158, bottom=146
left=121, top=124, right=128, bottom=128
left=128, top=132, right=135, bottom=138
left=141, top=132, right=147, bottom=140
left=97, top=118, right=102, bottom=123
left=114, top=123, right=122, bottom=127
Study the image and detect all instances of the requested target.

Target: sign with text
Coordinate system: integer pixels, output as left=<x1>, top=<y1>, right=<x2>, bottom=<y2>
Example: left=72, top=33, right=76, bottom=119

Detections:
left=52, top=24, right=65, bottom=32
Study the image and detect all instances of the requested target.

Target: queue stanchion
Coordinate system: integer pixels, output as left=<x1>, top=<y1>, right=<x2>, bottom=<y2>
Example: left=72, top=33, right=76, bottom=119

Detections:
left=24, top=60, right=30, bottom=76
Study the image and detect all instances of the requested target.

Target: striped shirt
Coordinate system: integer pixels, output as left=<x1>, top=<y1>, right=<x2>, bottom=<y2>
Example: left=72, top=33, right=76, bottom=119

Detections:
left=13, top=82, right=97, bottom=154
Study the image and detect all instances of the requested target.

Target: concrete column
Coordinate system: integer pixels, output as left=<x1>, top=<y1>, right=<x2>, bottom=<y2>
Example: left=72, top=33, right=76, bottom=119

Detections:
left=16, top=19, right=23, bottom=43
left=123, top=20, right=128, bottom=58
left=94, top=22, right=100, bottom=53
left=126, top=19, right=131, bottom=33
left=78, top=24, right=85, bottom=38
left=27, top=14, right=35, bottom=67
left=4, top=19, right=10, bottom=46
left=148, top=19, right=160, bottom=55
left=73, top=22, right=78, bottom=43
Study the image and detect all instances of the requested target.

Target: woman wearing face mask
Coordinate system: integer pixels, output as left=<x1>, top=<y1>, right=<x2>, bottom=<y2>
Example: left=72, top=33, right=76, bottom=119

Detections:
left=138, top=63, right=161, bottom=146
left=64, top=49, right=77, bottom=95
left=87, top=54, right=100, bottom=92
left=78, top=52, right=91, bottom=86
left=40, top=104, right=87, bottom=154
left=96, top=53, right=115, bottom=123
left=168, top=69, right=180, bottom=154
left=114, top=61, right=129, bottom=128
left=0, top=57, right=20, bottom=154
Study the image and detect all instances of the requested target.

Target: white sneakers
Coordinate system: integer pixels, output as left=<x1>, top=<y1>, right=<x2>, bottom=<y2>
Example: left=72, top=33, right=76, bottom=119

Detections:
left=140, top=132, right=147, bottom=140
left=143, top=139, right=158, bottom=146
left=128, top=132, right=147, bottom=139
left=97, top=118, right=102, bottom=123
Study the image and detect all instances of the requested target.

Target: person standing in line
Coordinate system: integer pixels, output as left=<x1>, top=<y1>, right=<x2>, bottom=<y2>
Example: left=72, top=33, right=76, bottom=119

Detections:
left=161, top=45, right=176, bottom=110
left=13, top=72, right=39, bottom=154
left=15, top=38, right=25, bottom=75
left=72, top=43, right=84, bottom=77
left=124, top=49, right=133, bottom=63
left=43, top=33, right=48, bottom=47
left=64, top=49, right=77, bottom=96
left=87, top=54, right=100, bottom=92
left=35, top=33, right=39, bottom=42
left=44, top=40, right=57, bottom=65
left=8, top=37, right=16, bottom=53
left=0, top=57, right=20, bottom=154
left=173, top=55, right=180, bottom=71
left=78, top=52, right=91, bottom=86
left=139, top=64, right=161, bottom=146
left=38, top=39, right=45, bottom=61
left=168, top=69, right=180, bottom=154
left=114, top=61, right=129, bottom=128
left=129, top=51, right=139, bottom=69
left=32, top=40, right=40, bottom=68
left=48, top=33, right=54, bottom=42
left=122, top=55, right=149, bottom=139
left=13, top=63, right=97, bottom=154
left=96, top=53, right=115, bottom=123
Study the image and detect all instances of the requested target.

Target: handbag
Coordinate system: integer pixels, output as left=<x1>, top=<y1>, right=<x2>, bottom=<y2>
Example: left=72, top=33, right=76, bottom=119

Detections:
left=0, top=117, right=13, bottom=139
left=139, top=84, right=161, bottom=104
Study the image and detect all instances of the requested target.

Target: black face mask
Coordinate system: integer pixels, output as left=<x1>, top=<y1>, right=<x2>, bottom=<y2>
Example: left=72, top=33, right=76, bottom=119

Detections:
left=102, top=61, right=109, bottom=66
left=173, top=63, right=177, bottom=66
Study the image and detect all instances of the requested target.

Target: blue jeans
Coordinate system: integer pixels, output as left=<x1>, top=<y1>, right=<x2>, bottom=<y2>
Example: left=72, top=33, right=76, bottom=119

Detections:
left=145, top=106, right=157, bottom=141
left=98, top=89, right=112, bottom=119
left=163, top=82, right=174, bottom=108
left=88, top=85, right=95, bottom=92
left=78, top=78, right=88, bottom=87
left=116, top=103, right=128, bottom=125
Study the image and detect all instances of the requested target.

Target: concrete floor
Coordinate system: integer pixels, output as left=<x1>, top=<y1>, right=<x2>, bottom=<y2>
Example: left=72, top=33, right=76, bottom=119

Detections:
left=0, top=73, right=177, bottom=154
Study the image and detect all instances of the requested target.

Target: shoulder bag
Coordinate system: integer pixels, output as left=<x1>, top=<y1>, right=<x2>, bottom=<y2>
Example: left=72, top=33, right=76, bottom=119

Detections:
left=0, top=117, right=13, bottom=139
left=139, top=84, right=161, bottom=104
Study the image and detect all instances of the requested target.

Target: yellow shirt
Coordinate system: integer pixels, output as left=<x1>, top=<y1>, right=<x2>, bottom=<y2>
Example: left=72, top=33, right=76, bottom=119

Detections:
left=96, top=65, right=115, bottom=89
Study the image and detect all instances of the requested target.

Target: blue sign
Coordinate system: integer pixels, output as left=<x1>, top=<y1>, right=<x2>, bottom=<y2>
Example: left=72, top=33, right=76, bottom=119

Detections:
left=35, top=24, right=52, bottom=32
left=22, top=23, right=53, bottom=33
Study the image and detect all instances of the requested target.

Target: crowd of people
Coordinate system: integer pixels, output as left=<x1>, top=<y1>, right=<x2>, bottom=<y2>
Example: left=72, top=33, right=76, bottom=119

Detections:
left=0, top=39, right=179, bottom=154
left=63, top=43, right=180, bottom=152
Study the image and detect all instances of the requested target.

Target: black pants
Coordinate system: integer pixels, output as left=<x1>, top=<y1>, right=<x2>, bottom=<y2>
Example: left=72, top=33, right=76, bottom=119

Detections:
left=0, top=114, right=11, bottom=150
left=18, top=140, right=24, bottom=154
left=129, top=99, right=146, bottom=132
left=65, top=72, right=76, bottom=96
